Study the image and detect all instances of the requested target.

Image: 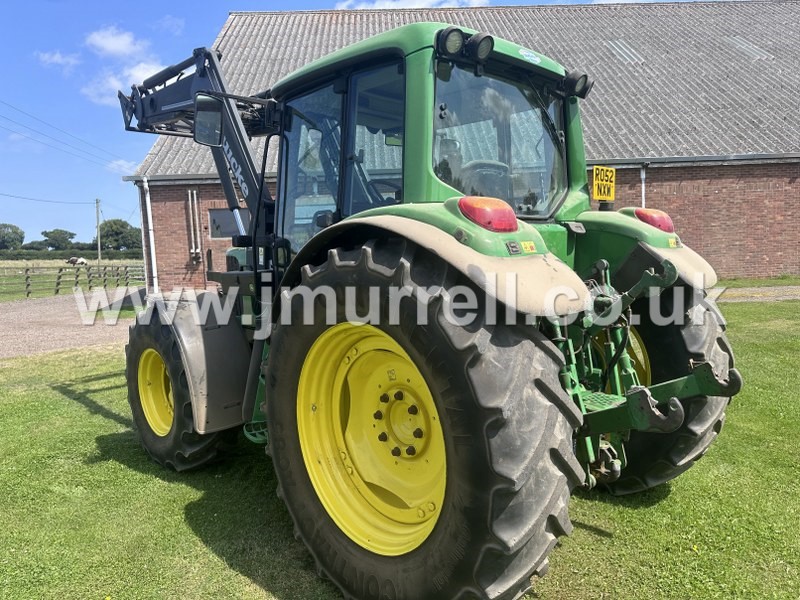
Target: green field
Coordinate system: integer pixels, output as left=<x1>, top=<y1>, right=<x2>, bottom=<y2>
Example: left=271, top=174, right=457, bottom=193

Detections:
left=0, top=302, right=797, bottom=599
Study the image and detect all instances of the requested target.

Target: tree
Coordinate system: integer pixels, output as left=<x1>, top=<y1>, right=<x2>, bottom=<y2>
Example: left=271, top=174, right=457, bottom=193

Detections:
left=20, top=240, right=48, bottom=251
left=41, top=229, right=76, bottom=251
left=95, top=219, right=142, bottom=251
left=0, top=223, right=24, bottom=250
left=70, top=241, right=95, bottom=252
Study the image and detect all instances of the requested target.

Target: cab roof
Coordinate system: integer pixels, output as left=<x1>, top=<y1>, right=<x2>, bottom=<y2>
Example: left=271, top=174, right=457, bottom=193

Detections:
left=269, top=21, right=565, bottom=99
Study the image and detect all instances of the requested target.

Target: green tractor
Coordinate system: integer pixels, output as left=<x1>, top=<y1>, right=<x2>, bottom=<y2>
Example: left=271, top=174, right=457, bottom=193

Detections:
left=119, top=23, right=741, bottom=599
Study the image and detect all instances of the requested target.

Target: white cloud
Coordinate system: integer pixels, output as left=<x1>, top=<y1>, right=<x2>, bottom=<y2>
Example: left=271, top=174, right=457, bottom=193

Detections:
left=35, top=50, right=81, bottom=73
left=107, top=159, right=139, bottom=174
left=86, top=26, right=149, bottom=57
left=80, top=26, right=165, bottom=107
left=123, top=61, right=166, bottom=86
left=80, top=62, right=166, bottom=106
left=154, top=15, right=185, bottom=36
left=336, top=0, right=488, bottom=8
left=81, top=71, right=124, bottom=106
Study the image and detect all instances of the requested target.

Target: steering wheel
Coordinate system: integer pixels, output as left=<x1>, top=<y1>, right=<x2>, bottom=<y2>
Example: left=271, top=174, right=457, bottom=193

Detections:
left=459, top=160, right=510, bottom=199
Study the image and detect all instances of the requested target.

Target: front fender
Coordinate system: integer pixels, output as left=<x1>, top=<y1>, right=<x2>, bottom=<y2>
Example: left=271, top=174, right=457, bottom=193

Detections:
left=155, top=291, right=250, bottom=434
left=280, top=215, right=590, bottom=316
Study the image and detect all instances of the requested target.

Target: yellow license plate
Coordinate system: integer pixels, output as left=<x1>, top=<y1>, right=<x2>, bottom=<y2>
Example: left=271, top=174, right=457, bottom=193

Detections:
left=593, top=166, right=616, bottom=202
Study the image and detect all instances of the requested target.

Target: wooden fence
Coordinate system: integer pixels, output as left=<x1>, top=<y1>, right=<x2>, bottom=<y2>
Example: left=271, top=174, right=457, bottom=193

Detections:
left=0, top=264, right=146, bottom=301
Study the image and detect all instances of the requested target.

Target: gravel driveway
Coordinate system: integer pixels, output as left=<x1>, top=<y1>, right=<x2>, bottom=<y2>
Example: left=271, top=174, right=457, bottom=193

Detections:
left=0, top=294, right=133, bottom=359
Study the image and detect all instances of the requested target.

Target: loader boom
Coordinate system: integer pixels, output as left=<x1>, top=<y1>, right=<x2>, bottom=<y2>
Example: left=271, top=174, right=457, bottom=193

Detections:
left=118, top=48, right=276, bottom=225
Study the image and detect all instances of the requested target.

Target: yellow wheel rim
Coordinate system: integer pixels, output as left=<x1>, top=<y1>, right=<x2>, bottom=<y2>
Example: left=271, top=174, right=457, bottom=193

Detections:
left=592, top=327, right=652, bottom=388
left=138, top=348, right=174, bottom=437
left=297, top=323, right=446, bottom=556
left=627, top=327, right=652, bottom=386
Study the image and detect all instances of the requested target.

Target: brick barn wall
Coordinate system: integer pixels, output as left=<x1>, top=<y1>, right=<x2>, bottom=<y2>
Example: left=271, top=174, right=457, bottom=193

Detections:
left=138, top=160, right=800, bottom=290
left=589, top=161, right=800, bottom=279
left=139, top=183, right=251, bottom=292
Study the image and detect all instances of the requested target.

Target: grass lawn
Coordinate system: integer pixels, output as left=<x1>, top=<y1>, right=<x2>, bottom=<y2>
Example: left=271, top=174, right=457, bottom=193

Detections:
left=1, top=302, right=798, bottom=599
left=718, top=274, right=800, bottom=288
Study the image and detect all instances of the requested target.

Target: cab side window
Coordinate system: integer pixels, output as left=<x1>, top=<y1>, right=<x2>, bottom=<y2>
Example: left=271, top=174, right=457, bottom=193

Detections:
left=279, top=84, right=343, bottom=253
left=343, top=62, right=405, bottom=216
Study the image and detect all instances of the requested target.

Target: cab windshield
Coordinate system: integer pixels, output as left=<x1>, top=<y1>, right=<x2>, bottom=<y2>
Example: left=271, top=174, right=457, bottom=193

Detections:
left=433, top=62, right=567, bottom=217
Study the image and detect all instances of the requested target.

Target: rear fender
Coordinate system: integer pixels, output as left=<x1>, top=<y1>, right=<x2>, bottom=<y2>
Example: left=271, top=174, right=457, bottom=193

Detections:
left=155, top=290, right=250, bottom=434
left=613, top=241, right=718, bottom=293
left=279, top=215, right=591, bottom=317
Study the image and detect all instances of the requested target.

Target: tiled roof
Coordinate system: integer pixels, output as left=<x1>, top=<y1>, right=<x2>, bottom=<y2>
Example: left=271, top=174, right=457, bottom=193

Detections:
left=136, top=1, right=800, bottom=178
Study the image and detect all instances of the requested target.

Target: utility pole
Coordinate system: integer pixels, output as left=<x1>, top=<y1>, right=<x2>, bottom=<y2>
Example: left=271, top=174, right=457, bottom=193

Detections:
left=96, top=198, right=102, bottom=263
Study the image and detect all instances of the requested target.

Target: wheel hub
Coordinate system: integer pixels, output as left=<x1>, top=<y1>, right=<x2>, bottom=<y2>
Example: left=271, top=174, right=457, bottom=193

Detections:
left=377, top=389, right=430, bottom=456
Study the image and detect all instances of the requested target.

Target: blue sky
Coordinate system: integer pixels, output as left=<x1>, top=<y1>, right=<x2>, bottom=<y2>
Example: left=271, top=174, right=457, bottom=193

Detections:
left=0, top=0, right=697, bottom=243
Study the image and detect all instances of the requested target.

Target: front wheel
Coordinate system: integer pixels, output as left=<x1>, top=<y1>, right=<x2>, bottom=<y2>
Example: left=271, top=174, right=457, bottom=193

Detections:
left=266, top=239, right=583, bottom=599
left=125, top=310, right=234, bottom=471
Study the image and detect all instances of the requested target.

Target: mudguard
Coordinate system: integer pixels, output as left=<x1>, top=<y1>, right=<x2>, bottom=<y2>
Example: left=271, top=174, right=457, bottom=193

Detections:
left=613, top=241, right=718, bottom=294
left=151, top=290, right=250, bottom=434
left=281, top=215, right=591, bottom=316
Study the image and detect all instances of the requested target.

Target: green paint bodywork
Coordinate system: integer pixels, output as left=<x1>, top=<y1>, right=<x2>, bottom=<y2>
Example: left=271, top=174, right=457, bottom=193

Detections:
left=355, top=197, right=547, bottom=257
left=572, top=211, right=682, bottom=279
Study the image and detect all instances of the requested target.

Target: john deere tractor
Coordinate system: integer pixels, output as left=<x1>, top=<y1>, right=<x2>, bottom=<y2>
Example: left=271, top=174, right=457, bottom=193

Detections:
left=119, top=23, right=741, bottom=600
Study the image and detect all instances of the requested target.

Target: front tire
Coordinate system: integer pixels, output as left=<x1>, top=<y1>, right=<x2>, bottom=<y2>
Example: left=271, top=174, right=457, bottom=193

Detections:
left=125, top=310, right=234, bottom=471
left=266, top=239, right=583, bottom=599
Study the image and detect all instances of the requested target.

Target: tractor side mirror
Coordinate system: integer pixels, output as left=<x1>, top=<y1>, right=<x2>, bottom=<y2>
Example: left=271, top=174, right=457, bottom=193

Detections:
left=194, top=93, right=223, bottom=147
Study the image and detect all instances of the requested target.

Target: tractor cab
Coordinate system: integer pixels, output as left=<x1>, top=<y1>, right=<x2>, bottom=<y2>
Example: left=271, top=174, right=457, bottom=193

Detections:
left=265, top=23, right=593, bottom=258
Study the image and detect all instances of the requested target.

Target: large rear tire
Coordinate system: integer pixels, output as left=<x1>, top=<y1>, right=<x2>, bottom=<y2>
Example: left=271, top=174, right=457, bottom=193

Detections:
left=266, top=238, right=583, bottom=599
left=125, top=310, right=234, bottom=471
left=606, top=294, right=735, bottom=495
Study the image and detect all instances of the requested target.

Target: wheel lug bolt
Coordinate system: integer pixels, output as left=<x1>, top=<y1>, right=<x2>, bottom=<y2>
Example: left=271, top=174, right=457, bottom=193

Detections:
left=406, top=446, right=416, bottom=456
left=408, top=405, right=418, bottom=415
left=380, top=393, right=389, bottom=403
left=391, top=447, right=401, bottom=457
left=394, top=391, right=404, bottom=401
left=373, top=410, right=383, bottom=420
left=413, top=428, right=423, bottom=438
left=378, top=432, right=388, bottom=442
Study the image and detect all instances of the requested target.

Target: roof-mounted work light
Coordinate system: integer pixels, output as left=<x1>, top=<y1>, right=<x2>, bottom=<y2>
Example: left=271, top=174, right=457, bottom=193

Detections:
left=564, top=70, right=595, bottom=99
left=437, top=27, right=465, bottom=57
left=465, top=33, right=494, bottom=63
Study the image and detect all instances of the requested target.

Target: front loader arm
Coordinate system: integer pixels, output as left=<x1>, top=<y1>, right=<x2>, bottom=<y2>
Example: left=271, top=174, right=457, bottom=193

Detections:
left=118, top=47, right=276, bottom=222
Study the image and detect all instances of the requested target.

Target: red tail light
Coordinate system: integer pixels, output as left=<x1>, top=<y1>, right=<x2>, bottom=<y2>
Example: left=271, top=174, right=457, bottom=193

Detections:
left=634, top=208, right=675, bottom=233
left=457, top=196, right=518, bottom=233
